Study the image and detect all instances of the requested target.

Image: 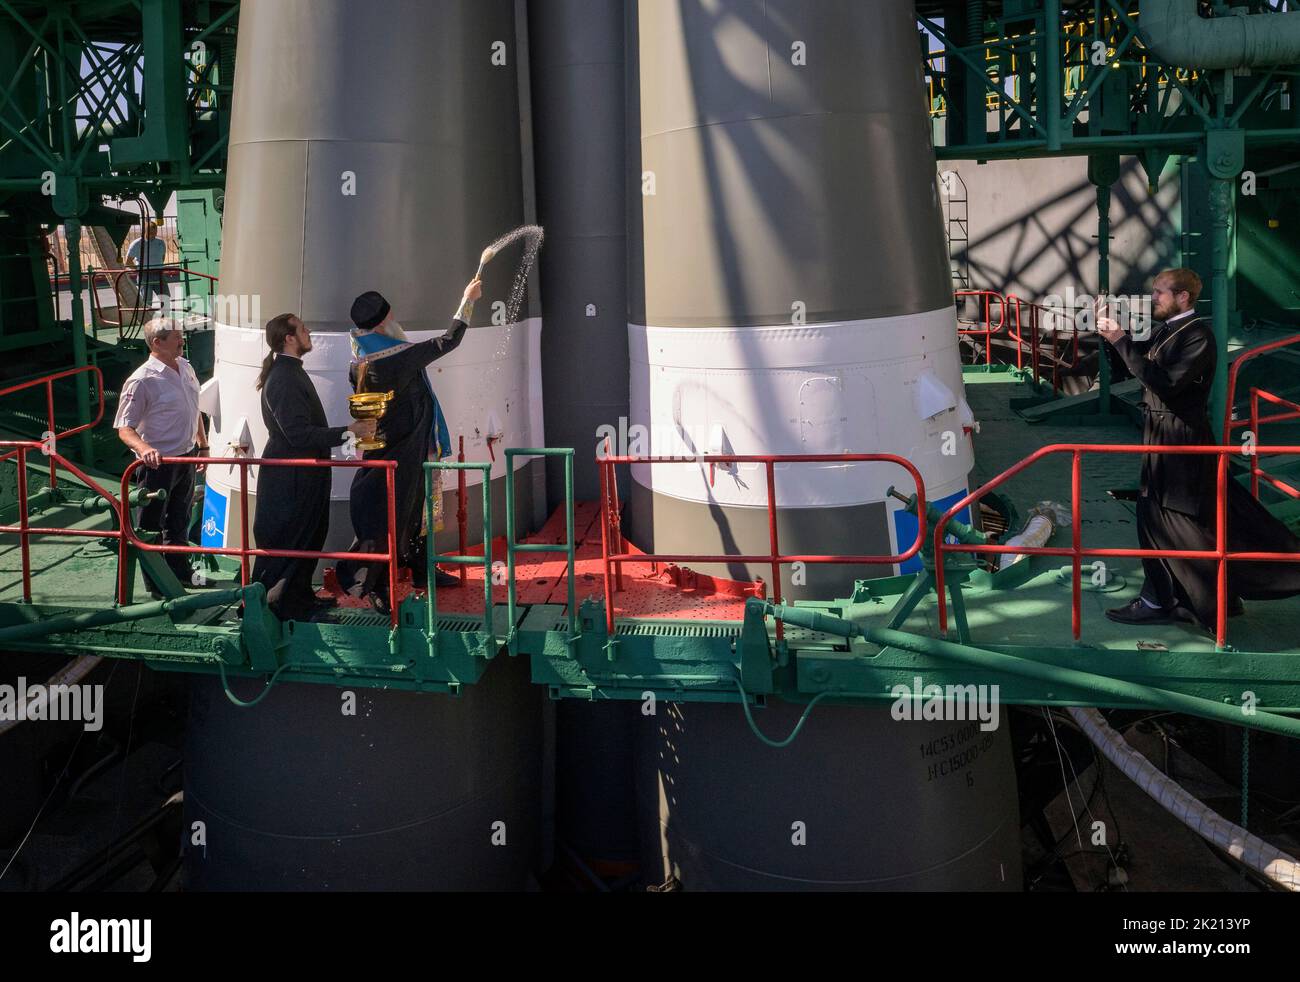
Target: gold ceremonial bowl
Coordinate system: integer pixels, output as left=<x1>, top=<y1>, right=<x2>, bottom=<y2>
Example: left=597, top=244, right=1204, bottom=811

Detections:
left=347, top=390, right=394, bottom=451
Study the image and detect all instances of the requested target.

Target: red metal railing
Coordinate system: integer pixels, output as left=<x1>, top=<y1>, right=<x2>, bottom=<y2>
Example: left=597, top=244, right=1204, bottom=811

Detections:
left=933, top=443, right=1300, bottom=649
left=1004, top=294, right=1083, bottom=393
left=599, top=437, right=627, bottom=591
left=956, top=290, right=1006, bottom=368
left=1220, top=333, right=1300, bottom=502
left=0, top=440, right=401, bottom=629
left=0, top=442, right=127, bottom=604
left=118, top=455, right=401, bottom=628
left=597, top=453, right=927, bottom=639
left=1248, top=389, right=1300, bottom=500
left=1223, top=332, right=1300, bottom=439
left=84, top=264, right=218, bottom=334
left=0, top=366, right=104, bottom=489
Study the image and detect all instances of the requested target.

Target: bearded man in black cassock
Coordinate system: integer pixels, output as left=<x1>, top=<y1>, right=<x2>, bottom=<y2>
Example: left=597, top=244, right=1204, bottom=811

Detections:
left=253, top=314, right=375, bottom=621
left=1098, top=267, right=1300, bottom=632
left=335, top=277, right=482, bottom=609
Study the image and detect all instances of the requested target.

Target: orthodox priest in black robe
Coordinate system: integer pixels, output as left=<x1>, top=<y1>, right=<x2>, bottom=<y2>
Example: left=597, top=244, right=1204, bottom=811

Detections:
left=1099, top=268, right=1300, bottom=632
left=252, top=313, right=374, bottom=621
left=335, top=278, right=481, bottom=608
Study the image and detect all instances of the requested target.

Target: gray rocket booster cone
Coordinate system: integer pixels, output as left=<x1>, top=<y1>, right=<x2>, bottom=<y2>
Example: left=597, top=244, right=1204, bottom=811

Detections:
left=628, top=0, right=1019, bottom=893
left=626, top=0, right=976, bottom=601
left=204, top=0, right=544, bottom=561
left=185, top=0, right=545, bottom=891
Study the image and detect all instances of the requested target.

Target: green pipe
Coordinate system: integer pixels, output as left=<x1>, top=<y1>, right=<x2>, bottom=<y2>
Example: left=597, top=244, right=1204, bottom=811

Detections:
left=24, top=487, right=58, bottom=513
left=0, top=587, right=249, bottom=643
left=888, top=486, right=987, bottom=545
left=1208, top=174, right=1233, bottom=442
left=1141, top=0, right=1300, bottom=69
left=1096, top=179, right=1112, bottom=415
left=63, top=217, right=94, bottom=466
left=80, top=486, right=163, bottom=515
left=937, top=129, right=1300, bottom=162
left=504, top=455, right=517, bottom=644
left=1043, top=0, right=1062, bottom=151
left=756, top=600, right=1300, bottom=740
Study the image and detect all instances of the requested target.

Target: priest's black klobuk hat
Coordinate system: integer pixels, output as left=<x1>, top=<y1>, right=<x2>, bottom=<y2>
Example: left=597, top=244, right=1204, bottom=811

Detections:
left=350, top=291, right=391, bottom=331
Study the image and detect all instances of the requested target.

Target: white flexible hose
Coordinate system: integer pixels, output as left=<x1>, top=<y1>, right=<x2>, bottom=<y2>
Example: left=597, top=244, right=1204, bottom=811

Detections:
left=0, top=656, right=103, bottom=737
left=998, top=513, right=1054, bottom=569
left=1068, top=706, right=1300, bottom=891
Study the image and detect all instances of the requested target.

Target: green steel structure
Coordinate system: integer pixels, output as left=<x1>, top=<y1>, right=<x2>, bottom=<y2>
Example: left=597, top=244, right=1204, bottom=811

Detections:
left=920, top=0, right=1300, bottom=435
left=4, top=433, right=1300, bottom=745
left=0, top=0, right=236, bottom=467
left=1, top=2, right=1299, bottom=754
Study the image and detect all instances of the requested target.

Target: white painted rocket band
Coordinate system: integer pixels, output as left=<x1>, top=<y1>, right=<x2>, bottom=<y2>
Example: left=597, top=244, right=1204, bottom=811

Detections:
left=203, top=318, right=544, bottom=508
left=627, top=306, right=973, bottom=511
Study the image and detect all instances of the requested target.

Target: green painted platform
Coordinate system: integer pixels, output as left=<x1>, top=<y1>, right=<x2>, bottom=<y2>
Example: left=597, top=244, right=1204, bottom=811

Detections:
left=3, top=376, right=1300, bottom=734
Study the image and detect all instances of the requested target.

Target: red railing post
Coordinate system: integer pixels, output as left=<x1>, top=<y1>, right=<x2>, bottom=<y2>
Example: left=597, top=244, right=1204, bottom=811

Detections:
left=765, top=459, right=783, bottom=642
left=598, top=455, right=615, bottom=635
left=1216, top=451, right=1229, bottom=649
left=239, top=460, right=250, bottom=589
left=984, top=293, right=993, bottom=368
left=611, top=455, right=625, bottom=592
left=385, top=462, right=399, bottom=630
left=1251, top=388, right=1261, bottom=498
left=44, top=379, right=57, bottom=489
left=1013, top=297, right=1024, bottom=371
left=1071, top=450, right=1082, bottom=640
left=935, top=517, right=949, bottom=635
left=16, top=446, right=31, bottom=602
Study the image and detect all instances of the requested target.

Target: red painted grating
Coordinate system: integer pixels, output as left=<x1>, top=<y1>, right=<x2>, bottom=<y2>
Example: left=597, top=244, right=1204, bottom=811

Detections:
left=323, top=500, right=753, bottom=621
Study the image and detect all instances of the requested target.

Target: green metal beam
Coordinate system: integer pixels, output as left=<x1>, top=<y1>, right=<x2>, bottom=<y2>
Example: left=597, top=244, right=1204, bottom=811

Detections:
left=110, top=0, right=186, bottom=166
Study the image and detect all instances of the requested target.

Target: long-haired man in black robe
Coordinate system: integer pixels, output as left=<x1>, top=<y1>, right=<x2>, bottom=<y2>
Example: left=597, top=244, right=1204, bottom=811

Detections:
left=334, top=277, right=482, bottom=610
left=252, top=314, right=375, bottom=621
left=1098, top=268, right=1300, bottom=631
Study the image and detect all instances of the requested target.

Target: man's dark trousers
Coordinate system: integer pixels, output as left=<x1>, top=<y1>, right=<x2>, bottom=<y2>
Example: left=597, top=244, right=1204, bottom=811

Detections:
left=134, top=449, right=196, bottom=589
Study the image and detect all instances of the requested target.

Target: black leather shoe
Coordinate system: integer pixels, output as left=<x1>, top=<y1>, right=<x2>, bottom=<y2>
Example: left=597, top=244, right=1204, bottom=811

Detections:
left=1105, top=598, right=1174, bottom=625
left=434, top=569, right=461, bottom=589
left=1227, top=598, right=1245, bottom=618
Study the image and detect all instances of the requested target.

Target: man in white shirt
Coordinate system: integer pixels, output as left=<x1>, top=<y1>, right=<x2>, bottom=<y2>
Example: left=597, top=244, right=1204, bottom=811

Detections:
left=125, top=221, right=167, bottom=309
left=114, top=317, right=208, bottom=595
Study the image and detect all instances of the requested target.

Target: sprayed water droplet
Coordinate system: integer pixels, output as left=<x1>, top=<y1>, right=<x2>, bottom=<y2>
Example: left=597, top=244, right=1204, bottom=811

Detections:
left=480, top=225, right=543, bottom=328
